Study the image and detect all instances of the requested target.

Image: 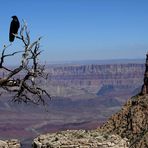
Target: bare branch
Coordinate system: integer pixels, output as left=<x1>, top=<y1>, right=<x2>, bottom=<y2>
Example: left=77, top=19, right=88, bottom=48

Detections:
left=0, top=21, right=51, bottom=105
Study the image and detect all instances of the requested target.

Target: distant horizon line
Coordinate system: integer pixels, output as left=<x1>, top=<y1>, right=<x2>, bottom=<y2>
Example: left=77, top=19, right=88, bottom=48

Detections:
left=44, top=58, right=145, bottom=65
left=7, top=58, right=145, bottom=67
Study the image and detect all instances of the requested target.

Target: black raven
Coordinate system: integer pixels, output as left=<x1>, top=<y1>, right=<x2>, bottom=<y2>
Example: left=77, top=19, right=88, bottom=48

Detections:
left=9, top=16, right=20, bottom=42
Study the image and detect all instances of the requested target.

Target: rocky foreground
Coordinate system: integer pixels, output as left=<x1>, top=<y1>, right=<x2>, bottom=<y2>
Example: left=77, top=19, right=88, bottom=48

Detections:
left=0, top=131, right=129, bottom=148
left=0, top=139, right=20, bottom=148
left=33, top=130, right=129, bottom=148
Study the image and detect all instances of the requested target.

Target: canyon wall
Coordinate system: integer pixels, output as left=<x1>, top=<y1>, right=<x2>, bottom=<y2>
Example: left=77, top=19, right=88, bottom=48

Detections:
left=44, top=63, right=144, bottom=100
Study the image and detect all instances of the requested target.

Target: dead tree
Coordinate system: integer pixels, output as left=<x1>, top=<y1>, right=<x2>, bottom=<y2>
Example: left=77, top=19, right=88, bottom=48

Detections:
left=0, top=22, right=51, bottom=105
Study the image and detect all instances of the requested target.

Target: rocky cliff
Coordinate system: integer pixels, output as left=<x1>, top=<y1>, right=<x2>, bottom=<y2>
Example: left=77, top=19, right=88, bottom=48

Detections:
left=100, top=95, right=148, bottom=148
left=100, top=54, right=148, bottom=148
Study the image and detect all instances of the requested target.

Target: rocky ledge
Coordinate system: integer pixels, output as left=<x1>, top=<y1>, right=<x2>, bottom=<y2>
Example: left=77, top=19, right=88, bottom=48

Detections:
left=33, top=130, right=129, bottom=148
left=0, top=139, right=20, bottom=148
left=99, top=94, right=148, bottom=148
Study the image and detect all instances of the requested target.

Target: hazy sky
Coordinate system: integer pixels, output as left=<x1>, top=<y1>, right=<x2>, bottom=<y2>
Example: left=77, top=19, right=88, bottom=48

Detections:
left=0, top=0, right=148, bottom=63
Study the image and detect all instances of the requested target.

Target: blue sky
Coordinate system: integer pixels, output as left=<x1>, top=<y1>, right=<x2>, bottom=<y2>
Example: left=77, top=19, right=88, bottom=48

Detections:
left=0, top=0, right=148, bottom=63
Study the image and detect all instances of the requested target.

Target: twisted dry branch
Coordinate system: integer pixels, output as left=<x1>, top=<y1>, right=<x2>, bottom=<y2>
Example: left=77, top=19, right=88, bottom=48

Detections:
left=0, top=22, right=51, bottom=105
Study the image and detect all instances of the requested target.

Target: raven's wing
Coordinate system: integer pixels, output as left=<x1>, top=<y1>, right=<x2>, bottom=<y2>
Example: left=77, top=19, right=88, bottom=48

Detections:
left=9, top=19, right=20, bottom=42
left=9, top=21, right=15, bottom=42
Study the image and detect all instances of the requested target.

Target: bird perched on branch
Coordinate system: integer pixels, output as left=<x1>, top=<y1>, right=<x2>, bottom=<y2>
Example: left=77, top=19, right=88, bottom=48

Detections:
left=9, top=15, right=20, bottom=42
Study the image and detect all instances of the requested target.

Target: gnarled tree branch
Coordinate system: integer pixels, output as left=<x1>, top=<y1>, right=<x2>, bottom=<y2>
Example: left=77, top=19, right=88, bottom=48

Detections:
left=0, top=21, right=51, bottom=105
